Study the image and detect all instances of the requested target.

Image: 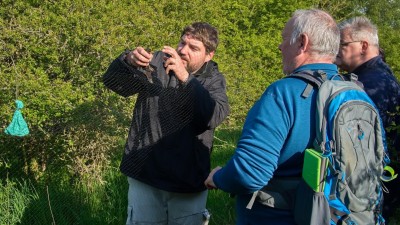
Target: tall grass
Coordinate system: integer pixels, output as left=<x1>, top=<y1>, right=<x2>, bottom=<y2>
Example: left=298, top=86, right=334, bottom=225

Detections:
left=26, top=167, right=127, bottom=225
left=1, top=125, right=398, bottom=225
left=0, top=166, right=127, bottom=225
left=0, top=127, right=239, bottom=225
left=0, top=178, right=38, bottom=225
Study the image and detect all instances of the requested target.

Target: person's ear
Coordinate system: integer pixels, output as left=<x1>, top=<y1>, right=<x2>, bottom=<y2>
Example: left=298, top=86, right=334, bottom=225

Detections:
left=299, top=33, right=309, bottom=51
left=205, top=51, right=215, bottom=62
left=361, top=41, right=369, bottom=55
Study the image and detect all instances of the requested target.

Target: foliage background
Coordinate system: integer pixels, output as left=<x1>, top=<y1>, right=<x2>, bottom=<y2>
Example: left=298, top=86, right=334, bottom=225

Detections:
left=1, top=0, right=399, bottom=224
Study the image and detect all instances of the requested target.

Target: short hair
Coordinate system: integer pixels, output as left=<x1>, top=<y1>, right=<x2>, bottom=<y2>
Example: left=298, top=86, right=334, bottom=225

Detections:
left=291, top=9, right=340, bottom=61
left=181, top=22, right=219, bottom=53
left=338, top=16, right=379, bottom=47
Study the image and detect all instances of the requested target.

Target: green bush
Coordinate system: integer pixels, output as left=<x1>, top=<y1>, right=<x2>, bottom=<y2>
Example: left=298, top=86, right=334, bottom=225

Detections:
left=1, top=0, right=399, bottom=224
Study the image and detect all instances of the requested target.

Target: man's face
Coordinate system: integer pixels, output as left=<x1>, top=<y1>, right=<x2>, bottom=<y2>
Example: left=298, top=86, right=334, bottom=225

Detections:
left=279, top=18, right=300, bottom=75
left=335, top=29, right=363, bottom=72
left=177, top=34, right=213, bottom=74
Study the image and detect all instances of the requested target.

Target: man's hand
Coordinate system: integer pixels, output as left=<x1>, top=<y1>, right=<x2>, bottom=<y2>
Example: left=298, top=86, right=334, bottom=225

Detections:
left=162, top=46, right=189, bottom=83
left=126, top=47, right=153, bottom=68
left=204, top=166, right=222, bottom=189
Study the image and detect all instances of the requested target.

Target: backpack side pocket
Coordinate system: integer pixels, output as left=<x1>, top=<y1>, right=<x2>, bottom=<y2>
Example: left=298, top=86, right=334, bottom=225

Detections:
left=293, top=179, right=330, bottom=225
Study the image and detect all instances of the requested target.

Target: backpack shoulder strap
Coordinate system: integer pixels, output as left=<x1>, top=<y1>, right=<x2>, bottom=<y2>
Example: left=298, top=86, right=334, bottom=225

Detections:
left=286, top=70, right=327, bottom=98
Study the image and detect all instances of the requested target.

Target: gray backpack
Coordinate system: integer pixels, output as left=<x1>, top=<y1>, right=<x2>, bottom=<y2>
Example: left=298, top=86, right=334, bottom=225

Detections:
left=247, top=70, right=395, bottom=225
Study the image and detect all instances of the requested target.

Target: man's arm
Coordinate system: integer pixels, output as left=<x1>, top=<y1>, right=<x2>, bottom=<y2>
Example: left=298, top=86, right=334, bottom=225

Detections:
left=103, top=51, right=150, bottom=97
left=189, top=65, right=230, bottom=132
left=208, top=82, right=291, bottom=194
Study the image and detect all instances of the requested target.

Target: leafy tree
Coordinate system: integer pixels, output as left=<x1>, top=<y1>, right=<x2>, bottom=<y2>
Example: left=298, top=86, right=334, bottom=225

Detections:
left=1, top=0, right=400, bottom=223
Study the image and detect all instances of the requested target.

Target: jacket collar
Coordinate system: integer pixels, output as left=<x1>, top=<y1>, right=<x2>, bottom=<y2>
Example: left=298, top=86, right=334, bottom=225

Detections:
left=292, top=63, right=339, bottom=79
left=353, top=55, right=382, bottom=74
left=192, top=61, right=216, bottom=78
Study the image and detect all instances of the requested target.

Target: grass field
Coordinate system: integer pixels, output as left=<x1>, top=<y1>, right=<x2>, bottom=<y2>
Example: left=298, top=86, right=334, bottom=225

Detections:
left=1, top=127, right=399, bottom=225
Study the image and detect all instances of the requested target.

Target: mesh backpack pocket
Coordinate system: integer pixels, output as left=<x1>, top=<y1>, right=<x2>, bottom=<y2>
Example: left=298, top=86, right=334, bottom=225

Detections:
left=294, top=179, right=330, bottom=225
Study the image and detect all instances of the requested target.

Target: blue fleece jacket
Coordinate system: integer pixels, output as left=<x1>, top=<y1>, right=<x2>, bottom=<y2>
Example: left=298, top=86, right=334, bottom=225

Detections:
left=213, top=63, right=338, bottom=225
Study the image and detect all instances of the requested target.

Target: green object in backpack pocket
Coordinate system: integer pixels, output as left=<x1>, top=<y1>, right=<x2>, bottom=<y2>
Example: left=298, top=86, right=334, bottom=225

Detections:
left=302, top=149, right=328, bottom=192
left=5, top=100, right=29, bottom=137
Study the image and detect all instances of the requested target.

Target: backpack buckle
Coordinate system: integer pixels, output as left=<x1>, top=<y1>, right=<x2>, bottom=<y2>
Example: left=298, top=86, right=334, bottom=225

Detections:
left=349, top=73, right=358, bottom=81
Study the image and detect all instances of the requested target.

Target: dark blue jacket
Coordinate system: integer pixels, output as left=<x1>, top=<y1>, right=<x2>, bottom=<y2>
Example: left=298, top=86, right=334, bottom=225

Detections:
left=353, top=56, right=400, bottom=156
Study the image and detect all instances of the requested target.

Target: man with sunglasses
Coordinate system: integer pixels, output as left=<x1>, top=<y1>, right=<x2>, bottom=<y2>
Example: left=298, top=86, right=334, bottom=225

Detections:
left=335, top=16, right=400, bottom=222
